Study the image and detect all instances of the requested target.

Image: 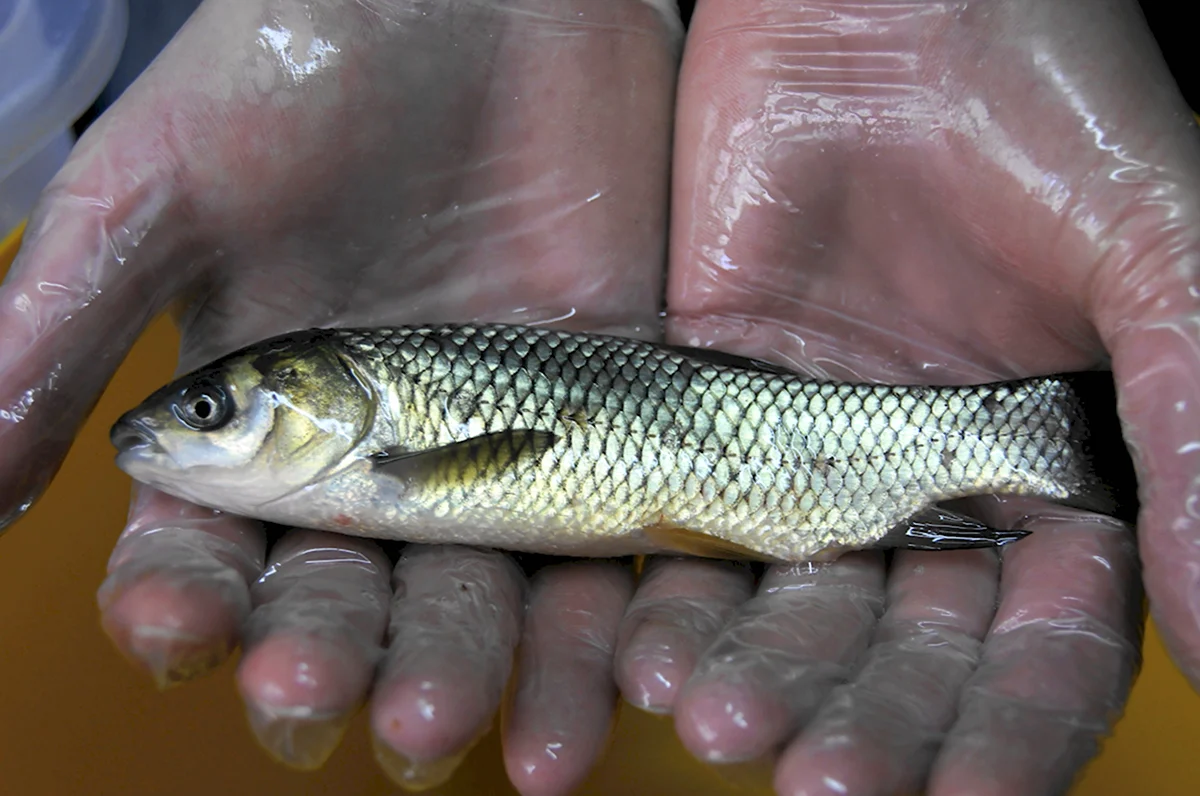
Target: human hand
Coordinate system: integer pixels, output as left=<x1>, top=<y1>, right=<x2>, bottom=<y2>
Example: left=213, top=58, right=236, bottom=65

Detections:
left=614, top=1, right=1197, bottom=793
left=0, top=1, right=681, bottom=792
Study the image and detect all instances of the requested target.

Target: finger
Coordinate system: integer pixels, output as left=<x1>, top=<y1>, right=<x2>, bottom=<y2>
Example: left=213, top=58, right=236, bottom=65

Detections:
left=929, top=501, right=1142, bottom=796
left=615, top=556, right=754, bottom=713
left=1107, top=312, right=1200, bottom=689
left=674, top=552, right=886, bottom=764
left=503, top=561, right=634, bottom=796
left=236, top=529, right=391, bottom=771
left=774, top=548, right=999, bottom=796
left=1034, top=0, right=1200, bottom=690
left=370, top=545, right=524, bottom=791
left=0, top=132, right=178, bottom=530
left=97, top=485, right=264, bottom=687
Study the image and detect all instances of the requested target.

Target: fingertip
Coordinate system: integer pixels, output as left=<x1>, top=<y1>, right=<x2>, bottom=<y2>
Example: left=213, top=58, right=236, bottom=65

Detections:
left=617, top=650, right=687, bottom=714
left=614, top=557, right=754, bottom=714
left=502, top=677, right=621, bottom=796
left=98, top=571, right=242, bottom=687
left=775, top=733, right=896, bottom=796
left=774, top=757, right=861, bottom=796
left=615, top=622, right=694, bottom=713
left=371, top=732, right=470, bottom=792
left=927, top=759, right=1026, bottom=796
left=243, top=711, right=350, bottom=772
left=236, top=632, right=374, bottom=770
left=370, top=672, right=489, bottom=762
left=0, top=437, right=64, bottom=533
left=1135, top=519, right=1200, bottom=686
left=674, top=679, right=788, bottom=764
left=237, top=631, right=372, bottom=717
left=502, top=732, right=601, bottom=796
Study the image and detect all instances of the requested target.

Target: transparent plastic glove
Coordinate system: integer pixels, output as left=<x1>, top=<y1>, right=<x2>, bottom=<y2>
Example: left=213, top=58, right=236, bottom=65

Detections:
left=0, top=1, right=681, bottom=792
left=616, top=0, right=1195, bottom=793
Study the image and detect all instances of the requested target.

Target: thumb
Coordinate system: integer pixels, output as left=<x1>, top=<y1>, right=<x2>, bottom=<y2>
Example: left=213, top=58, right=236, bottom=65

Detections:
left=1092, top=118, right=1200, bottom=689
left=0, top=109, right=186, bottom=531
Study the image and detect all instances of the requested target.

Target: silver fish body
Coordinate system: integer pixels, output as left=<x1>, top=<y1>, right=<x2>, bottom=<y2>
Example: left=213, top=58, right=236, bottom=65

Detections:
left=110, top=323, right=1135, bottom=562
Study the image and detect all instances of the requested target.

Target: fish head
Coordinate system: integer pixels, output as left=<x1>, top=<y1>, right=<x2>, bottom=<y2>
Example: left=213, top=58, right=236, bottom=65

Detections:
left=110, top=330, right=375, bottom=510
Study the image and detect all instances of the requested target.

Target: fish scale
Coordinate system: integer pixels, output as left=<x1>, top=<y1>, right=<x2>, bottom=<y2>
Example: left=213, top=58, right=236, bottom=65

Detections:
left=299, top=323, right=1102, bottom=560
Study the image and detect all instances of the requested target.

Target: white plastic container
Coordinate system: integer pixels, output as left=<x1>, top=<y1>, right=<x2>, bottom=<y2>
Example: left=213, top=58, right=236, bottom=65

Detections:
left=0, top=0, right=128, bottom=244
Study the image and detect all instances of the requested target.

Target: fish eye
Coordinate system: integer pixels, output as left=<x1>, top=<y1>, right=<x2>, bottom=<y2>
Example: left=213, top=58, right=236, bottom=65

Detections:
left=173, top=383, right=231, bottom=431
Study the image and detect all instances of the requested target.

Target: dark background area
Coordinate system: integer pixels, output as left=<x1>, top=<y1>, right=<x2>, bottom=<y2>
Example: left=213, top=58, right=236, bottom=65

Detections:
left=1132, top=0, right=1195, bottom=109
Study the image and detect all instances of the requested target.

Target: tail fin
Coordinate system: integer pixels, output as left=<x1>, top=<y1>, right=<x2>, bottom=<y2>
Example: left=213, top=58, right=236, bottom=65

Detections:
left=1055, top=371, right=1139, bottom=524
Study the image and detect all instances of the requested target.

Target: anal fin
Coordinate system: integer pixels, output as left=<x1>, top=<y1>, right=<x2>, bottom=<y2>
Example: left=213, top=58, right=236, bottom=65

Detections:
left=875, top=507, right=1031, bottom=552
left=642, top=522, right=781, bottom=563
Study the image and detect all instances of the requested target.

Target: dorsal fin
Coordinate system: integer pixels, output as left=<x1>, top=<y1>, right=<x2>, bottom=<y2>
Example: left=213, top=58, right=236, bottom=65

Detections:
left=664, top=344, right=800, bottom=377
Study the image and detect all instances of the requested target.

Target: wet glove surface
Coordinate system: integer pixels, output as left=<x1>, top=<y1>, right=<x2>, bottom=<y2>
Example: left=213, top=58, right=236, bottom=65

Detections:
left=3, top=1, right=1199, bottom=795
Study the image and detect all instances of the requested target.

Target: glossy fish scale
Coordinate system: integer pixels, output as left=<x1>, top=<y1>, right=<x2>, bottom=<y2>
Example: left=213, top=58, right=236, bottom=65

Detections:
left=329, top=325, right=1092, bottom=561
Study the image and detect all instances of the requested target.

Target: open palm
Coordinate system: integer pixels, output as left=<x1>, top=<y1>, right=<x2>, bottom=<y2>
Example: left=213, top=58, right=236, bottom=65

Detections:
left=0, top=1, right=679, bottom=792
left=609, top=2, right=1198, bottom=793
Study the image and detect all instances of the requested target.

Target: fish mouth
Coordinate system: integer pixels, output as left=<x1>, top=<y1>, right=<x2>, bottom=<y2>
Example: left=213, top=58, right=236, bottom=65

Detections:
left=110, top=416, right=163, bottom=455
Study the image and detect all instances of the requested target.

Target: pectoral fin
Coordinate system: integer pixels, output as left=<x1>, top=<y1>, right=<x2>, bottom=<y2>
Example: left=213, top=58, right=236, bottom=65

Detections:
left=642, top=522, right=782, bottom=563
left=370, top=429, right=558, bottom=487
left=875, top=507, right=1031, bottom=551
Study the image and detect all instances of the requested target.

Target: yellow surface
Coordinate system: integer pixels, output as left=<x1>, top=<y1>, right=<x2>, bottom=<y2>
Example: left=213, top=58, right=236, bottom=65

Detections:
left=0, top=242, right=1199, bottom=795
left=0, top=220, right=26, bottom=271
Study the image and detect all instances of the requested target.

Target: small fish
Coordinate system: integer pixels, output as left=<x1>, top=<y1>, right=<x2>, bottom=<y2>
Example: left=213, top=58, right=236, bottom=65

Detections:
left=109, top=323, right=1137, bottom=563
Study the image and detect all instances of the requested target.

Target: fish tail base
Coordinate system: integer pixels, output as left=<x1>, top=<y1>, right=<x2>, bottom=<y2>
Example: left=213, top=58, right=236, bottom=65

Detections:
left=1053, top=371, right=1139, bottom=523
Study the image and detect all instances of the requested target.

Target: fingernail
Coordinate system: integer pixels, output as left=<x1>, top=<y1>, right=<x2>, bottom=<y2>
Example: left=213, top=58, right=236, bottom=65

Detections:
left=621, top=648, right=683, bottom=714
left=372, top=735, right=470, bottom=791
left=625, top=693, right=673, bottom=715
left=110, top=626, right=232, bottom=690
left=246, top=706, right=351, bottom=771
left=154, top=644, right=231, bottom=690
